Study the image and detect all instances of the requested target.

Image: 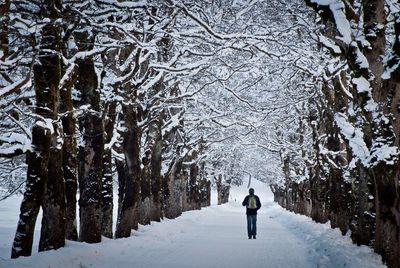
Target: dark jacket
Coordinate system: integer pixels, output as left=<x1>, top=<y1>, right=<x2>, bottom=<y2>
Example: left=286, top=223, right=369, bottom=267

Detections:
left=242, top=194, right=261, bottom=215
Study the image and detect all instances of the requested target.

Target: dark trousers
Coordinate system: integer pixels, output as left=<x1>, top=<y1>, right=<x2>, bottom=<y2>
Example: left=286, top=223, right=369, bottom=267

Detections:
left=247, top=215, right=257, bottom=237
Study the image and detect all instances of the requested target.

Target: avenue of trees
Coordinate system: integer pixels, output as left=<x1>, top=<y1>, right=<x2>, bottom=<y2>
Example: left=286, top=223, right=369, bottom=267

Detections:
left=2, top=0, right=400, bottom=267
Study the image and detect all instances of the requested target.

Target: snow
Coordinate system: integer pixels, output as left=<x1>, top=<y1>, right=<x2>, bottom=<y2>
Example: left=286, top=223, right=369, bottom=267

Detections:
left=318, top=35, right=341, bottom=54
left=382, top=59, right=400, bottom=80
left=352, top=76, right=370, bottom=93
left=35, top=119, right=55, bottom=136
left=0, top=179, right=385, bottom=268
left=352, top=44, right=369, bottom=69
left=311, top=0, right=352, bottom=44
left=334, top=113, right=370, bottom=165
left=0, top=78, right=28, bottom=98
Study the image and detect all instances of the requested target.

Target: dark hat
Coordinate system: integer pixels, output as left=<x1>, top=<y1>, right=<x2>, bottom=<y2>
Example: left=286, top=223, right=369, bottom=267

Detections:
left=249, top=188, right=254, bottom=195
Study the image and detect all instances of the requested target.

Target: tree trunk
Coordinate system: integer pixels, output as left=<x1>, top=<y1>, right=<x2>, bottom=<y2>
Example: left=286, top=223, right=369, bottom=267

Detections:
left=39, top=143, right=66, bottom=251
left=0, top=0, right=10, bottom=61
left=367, top=2, right=400, bottom=266
left=115, top=106, right=141, bottom=238
left=215, top=174, right=222, bottom=206
left=11, top=8, right=64, bottom=256
left=11, top=127, right=51, bottom=258
left=181, top=170, right=189, bottom=212
left=309, top=108, right=329, bottom=224
left=116, top=159, right=126, bottom=227
left=139, top=150, right=151, bottom=225
left=60, top=59, right=78, bottom=242
left=78, top=108, right=104, bottom=243
left=188, top=165, right=200, bottom=208
left=150, top=127, right=163, bottom=222
left=164, top=156, right=184, bottom=219
left=140, top=115, right=163, bottom=224
left=101, top=102, right=116, bottom=238
left=75, top=30, right=103, bottom=243
left=37, top=18, right=66, bottom=252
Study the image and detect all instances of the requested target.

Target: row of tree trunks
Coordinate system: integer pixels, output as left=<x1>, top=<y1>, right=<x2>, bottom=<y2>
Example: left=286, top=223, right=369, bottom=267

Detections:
left=164, top=161, right=212, bottom=217
left=276, top=1, right=400, bottom=266
left=7, top=2, right=217, bottom=258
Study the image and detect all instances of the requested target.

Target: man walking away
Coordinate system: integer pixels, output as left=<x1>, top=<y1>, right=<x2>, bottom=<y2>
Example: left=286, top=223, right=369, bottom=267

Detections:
left=242, top=188, right=261, bottom=239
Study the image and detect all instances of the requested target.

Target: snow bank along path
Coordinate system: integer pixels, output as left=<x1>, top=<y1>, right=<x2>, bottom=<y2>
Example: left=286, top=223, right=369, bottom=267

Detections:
left=0, top=179, right=386, bottom=268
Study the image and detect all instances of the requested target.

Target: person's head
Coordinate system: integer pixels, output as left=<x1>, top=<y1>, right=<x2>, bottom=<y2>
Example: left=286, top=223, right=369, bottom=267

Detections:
left=249, top=188, right=254, bottom=195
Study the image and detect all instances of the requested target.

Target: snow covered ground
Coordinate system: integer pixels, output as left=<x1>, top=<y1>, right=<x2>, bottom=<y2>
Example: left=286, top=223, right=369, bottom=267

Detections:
left=0, top=179, right=386, bottom=268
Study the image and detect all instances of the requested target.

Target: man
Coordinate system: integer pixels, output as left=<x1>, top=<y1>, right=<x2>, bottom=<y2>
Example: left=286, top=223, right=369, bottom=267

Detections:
left=242, top=188, right=261, bottom=239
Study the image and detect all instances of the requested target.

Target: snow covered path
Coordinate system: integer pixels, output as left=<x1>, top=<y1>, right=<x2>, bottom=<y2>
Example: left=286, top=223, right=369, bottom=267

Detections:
left=0, top=180, right=386, bottom=268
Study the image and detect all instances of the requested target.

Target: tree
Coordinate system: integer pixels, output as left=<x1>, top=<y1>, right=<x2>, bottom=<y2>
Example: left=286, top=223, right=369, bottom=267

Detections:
left=12, top=0, right=66, bottom=257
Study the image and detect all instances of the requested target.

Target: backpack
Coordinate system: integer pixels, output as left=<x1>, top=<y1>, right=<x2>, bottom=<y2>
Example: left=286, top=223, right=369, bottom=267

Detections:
left=248, top=196, right=257, bottom=209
